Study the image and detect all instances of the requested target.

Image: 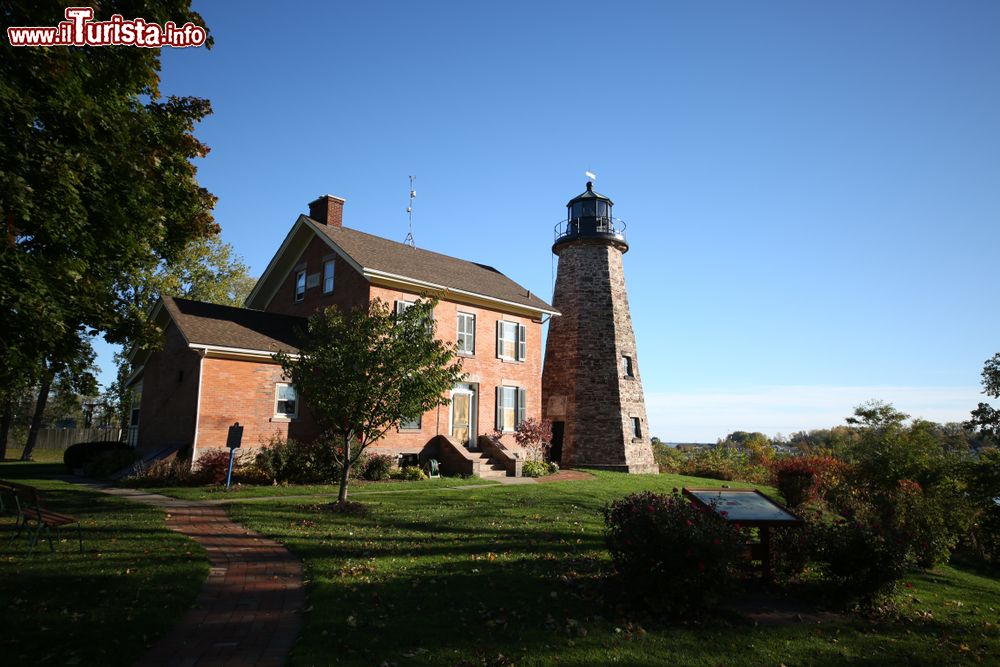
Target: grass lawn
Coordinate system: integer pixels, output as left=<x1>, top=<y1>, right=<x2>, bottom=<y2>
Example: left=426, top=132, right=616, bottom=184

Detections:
left=0, top=462, right=208, bottom=667
left=141, top=474, right=498, bottom=501
left=211, top=470, right=1000, bottom=666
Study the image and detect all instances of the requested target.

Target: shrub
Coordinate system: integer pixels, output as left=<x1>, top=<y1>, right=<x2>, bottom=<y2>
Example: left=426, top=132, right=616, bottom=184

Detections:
left=83, top=448, right=138, bottom=479
left=190, top=448, right=237, bottom=485
left=390, top=465, right=427, bottom=481
left=653, top=443, right=686, bottom=474
left=769, top=455, right=846, bottom=507
left=808, top=511, right=913, bottom=609
left=63, top=440, right=131, bottom=472
left=522, top=460, right=557, bottom=477
left=126, top=456, right=194, bottom=486
left=253, top=436, right=360, bottom=484
left=514, top=417, right=553, bottom=461
left=603, top=490, right=743, bottom=612
left=361, top=454, right=395, bottom=481
left=680, top=446, right=768, bottom=484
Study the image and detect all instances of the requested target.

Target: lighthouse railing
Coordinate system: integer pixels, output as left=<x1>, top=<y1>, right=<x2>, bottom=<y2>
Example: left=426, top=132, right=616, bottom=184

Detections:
left=553, top=217, right=627, bottom=242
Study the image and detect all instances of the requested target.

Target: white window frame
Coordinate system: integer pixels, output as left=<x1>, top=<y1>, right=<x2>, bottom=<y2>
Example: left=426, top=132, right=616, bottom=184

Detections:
left=322, top=259, right=335, bottom=294
left=457, top=312, right=476, bottom=356
left=274, top=383, right=298, bottom=418
left=496, top=385, right=526, bottom=433
left=294, top=270, right=306, bottom=302
left=496, top=321, right=526, bottom=362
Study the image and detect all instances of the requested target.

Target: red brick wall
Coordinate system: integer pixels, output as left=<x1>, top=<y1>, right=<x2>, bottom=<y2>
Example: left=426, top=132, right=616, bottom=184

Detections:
left=193, top=357, right=319, bottom=460
left=368, top=285, right=543, bottom=453
left=264, top=236, right=370, bottom=317
left=136, top=323, right=201, bottom=455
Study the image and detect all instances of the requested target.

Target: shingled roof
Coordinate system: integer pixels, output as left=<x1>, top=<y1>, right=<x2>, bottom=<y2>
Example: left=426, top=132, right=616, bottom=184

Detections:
left=161, top=296, right=307, bottom=353
left=309, top=221, right=555, bottom=313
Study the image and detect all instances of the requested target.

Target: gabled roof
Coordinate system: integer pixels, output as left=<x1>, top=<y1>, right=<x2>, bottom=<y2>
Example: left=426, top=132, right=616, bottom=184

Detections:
left=160, top=296, right=307, bottom=354
left=246, top=215, right=558, bottom=317
left=311, top=223, right=554, bottom=312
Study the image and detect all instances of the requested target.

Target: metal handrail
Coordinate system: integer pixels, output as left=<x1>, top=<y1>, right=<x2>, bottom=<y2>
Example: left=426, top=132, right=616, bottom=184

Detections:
left=553, top=216, right=628, bottom=242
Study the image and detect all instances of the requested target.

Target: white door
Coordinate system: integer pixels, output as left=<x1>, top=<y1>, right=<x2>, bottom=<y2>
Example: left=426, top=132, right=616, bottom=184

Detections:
left=450, top=384, right=477, bottom=448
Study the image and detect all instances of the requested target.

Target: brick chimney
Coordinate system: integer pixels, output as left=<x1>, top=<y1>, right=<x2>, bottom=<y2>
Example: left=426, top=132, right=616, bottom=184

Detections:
left=308, top=194, right=345, bottom=227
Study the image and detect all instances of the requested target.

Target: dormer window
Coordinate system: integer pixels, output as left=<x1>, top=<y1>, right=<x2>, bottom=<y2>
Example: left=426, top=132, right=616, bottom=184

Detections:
left=294, top=270, right=306, bottom=302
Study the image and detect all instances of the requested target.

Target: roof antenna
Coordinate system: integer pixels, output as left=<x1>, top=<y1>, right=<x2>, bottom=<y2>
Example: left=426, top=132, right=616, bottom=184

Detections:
left=404, top=175, right=416, bottom=248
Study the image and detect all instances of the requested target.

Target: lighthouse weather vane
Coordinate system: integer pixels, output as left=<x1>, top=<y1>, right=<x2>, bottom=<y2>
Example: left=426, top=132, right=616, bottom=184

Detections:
left=585, top=170, right=597, bottom=181
left=404, top=175, right=416, bottom=248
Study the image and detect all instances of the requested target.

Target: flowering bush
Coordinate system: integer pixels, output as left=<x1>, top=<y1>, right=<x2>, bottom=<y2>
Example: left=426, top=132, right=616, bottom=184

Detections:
left=603, top=490, right=743, bottom=611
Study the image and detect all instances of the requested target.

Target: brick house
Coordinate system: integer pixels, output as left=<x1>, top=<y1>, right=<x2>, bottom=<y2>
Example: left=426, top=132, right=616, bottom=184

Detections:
left=128, top=194, right=558, bottom=477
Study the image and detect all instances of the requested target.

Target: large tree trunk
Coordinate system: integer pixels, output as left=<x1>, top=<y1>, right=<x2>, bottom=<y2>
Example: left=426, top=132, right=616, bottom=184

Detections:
left=337, top=435, right=352, bottom=503
left=20, top=363, right=53, bottom=461
left=0, top=398, right=12, bottom=460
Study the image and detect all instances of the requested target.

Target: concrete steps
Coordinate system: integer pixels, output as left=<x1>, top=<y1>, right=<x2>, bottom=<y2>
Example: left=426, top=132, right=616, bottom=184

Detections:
left=473, top=451, right=509, bottom=478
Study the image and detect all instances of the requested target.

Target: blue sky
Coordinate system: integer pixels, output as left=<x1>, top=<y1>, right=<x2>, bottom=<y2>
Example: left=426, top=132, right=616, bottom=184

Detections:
left=96, top=1, right=999, bottom=441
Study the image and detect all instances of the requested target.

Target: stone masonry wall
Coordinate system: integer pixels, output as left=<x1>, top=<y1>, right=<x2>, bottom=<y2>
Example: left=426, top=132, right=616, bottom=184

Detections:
left=542, top=239, right=657, bottom=473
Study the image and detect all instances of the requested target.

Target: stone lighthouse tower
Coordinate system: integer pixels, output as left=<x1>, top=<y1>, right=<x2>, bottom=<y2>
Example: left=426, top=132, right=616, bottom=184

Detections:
left=542, top=182, right=657, bottom=474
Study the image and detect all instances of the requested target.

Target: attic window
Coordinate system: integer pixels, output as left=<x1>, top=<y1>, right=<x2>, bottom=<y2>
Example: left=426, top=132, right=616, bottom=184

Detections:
left=323, top=260, right=335, bottom=294
left=294, top=270, right=306, bottom=302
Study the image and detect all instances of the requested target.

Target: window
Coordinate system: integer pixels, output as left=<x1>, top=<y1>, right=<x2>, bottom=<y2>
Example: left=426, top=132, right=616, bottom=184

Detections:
left=631, top=417, right=642, bottom=439
left=496, top=386, right=526, bottom=432
left=457, top=312, right=476, bottom=355
left=496, top=321, right=526, bottom=361
left=622, top=355, right=634, bottom=378
left=294, top=270, right=306, bottom=302
left=275, top=383, right=298, bottom=418
left=395, top=300, right=415, bottom=316
left=399, top=414, right=421, bottom=430
left=323, top=260, right=335, bottom=293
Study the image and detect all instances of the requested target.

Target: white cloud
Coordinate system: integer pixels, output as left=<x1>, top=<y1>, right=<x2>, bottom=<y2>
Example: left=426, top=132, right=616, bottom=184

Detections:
left=646, top=385, right=988, bottom=443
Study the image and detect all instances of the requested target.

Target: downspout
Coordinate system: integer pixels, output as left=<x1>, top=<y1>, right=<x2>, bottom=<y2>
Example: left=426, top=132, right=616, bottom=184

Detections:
left=190, top=349, right=207, bottom=462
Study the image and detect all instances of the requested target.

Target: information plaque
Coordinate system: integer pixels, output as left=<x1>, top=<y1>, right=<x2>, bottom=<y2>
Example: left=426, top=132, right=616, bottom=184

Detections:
left=682, top=488, right=802, bottom=526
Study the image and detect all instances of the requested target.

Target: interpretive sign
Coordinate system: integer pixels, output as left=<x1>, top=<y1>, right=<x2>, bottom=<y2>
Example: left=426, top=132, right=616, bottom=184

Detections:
left=682, top=487, right=802, bottom=582
left=682, top=488, right=802, bottom=526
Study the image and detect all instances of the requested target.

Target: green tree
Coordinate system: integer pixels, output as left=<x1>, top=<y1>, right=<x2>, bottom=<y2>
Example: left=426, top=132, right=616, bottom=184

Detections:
left=1, top=1, right=216, bottom=395
left=104, top=235, right=256, bottom=428
left=276, top=299, right=465, bottom=503
left=20, top=332, right=98, bottom=460
left=965, top=353, right=1000, bottom=442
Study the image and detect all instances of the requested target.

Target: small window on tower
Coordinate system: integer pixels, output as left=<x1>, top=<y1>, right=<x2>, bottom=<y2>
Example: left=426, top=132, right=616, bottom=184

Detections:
left=622, top=355, right=634, bottom=378
left=631, top=417, right=642, bottom=439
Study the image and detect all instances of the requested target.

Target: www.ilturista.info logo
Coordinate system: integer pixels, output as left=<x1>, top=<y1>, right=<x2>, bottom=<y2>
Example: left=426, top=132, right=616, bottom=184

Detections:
left=7, top=7, right=207, bottom=48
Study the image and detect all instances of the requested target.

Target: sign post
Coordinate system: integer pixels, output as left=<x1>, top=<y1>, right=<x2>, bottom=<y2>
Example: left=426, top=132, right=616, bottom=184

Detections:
left=225, top=422, right=244, bottom=490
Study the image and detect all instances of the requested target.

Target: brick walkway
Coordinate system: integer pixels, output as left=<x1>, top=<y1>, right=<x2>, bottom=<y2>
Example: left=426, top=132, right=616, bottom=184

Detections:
left=78, top=485, right=304, bottom=667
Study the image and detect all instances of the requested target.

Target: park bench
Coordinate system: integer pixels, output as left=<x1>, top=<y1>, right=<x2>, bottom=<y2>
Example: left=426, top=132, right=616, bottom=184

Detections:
left=0, top=480, right=82, bottom=553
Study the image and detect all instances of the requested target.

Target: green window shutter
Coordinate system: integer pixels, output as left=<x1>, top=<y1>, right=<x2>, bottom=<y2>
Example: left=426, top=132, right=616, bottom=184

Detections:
left=517, top=324, right=526, bottom=361
left=496, top=386, right=503, bottom=431
left=516, top=387, right=526, bottom=427
left=496, top=321, right=502, bottom=359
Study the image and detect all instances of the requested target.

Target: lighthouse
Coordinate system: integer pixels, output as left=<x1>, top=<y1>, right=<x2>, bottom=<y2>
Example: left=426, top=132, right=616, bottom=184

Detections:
left=542, top=182, right=658, bottom=474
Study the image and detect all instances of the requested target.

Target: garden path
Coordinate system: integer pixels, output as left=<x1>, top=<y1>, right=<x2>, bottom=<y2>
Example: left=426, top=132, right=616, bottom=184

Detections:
left=71, top=483, right=303, bottom=667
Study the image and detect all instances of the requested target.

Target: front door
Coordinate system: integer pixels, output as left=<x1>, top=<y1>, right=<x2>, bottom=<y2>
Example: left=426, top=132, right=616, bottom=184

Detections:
left=450, top=383, right=477, bottom=448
